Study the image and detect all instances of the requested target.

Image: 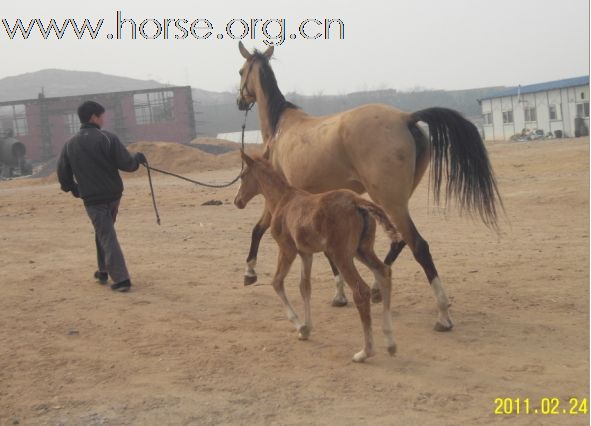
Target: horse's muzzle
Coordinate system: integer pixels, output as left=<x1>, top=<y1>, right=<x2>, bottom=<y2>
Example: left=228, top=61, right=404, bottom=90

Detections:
left=237, top=97, right=247, bottom=111
left=234, top=197, right=245, bottom=209
left=237, top=97, right=254, bottom=111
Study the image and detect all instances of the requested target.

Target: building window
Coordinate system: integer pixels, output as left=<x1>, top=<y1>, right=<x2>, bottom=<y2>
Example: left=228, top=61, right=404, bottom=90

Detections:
left=0, top=104, right=28, bottom=136
left=576, top=102, right=590, bottom=118
left=64, top=113, right=79, bottom=134
left=524, top=107, right=537, bottom=122
left=502, top=110, right=513, bottom=124
left=483, top=112, right=493, bottom=125
left=548, top=104, right=560, bottom=121
left=133, top=91, right=174, bottom=125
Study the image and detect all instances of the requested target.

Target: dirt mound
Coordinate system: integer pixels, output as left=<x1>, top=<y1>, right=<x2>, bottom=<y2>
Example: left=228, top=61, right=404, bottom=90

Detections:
left=38, top=141, right=253, bottom=183
left=189, top=137, right=243, bottom=155
left=127, top=141, right=241, bottom=175
left=128, top=142, right=216, bottom=173
left=190, top=137, right=242, bottom=148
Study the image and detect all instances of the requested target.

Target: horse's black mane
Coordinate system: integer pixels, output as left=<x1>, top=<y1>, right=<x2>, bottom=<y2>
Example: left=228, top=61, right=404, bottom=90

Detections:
left=251, top=50, right=298, bottom=134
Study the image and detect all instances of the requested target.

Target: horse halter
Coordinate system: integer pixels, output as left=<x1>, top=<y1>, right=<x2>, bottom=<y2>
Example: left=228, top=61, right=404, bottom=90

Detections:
left=239, top=58, right=257, bottom=111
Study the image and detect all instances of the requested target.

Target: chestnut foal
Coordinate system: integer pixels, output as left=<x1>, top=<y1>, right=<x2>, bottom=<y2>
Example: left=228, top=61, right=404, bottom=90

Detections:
left=234, top=150, right=401, bottom=362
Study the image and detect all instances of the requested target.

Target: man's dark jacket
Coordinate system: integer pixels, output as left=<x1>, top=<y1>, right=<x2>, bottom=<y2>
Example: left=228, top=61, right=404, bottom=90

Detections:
left=57, top=123, right=140, bottom=206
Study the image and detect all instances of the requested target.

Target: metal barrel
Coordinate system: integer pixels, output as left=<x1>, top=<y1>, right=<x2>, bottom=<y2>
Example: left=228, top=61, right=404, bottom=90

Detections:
left=0, top=136, right=26, bottom=166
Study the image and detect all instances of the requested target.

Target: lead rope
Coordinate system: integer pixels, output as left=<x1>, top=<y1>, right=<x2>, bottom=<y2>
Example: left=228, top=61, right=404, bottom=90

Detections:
left=143, top=108, right=250, bottom=225
left=145, top=161, right=160, bottom=225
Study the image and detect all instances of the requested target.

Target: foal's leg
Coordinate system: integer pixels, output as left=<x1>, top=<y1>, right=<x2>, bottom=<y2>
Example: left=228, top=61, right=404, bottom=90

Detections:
left=356, top=247, right=397, bottom=356
left=298, top=253, right=313, bottom=340
left=271, top=247, right=304, bottom=333
left=325, top=253, right=348, bottom=307
left=244, top=208, right=271, bottom=286
left=334, top=258, right=375, bottom=362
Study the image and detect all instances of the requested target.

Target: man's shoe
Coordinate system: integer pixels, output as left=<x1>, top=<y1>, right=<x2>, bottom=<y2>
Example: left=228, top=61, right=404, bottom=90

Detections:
left=94, top=271, right=108, bottom=285
left=111, top=279, right=131, bottom=292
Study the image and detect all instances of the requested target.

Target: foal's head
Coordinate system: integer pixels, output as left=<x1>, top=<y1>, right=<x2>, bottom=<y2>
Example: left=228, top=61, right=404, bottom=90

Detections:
left=234, top=149, right=268, bottom=209
left=236, top=41, right=274, bottom=111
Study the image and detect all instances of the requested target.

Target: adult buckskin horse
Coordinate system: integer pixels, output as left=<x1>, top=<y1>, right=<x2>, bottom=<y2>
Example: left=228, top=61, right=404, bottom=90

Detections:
left=235, top=42, right=502, bottom=332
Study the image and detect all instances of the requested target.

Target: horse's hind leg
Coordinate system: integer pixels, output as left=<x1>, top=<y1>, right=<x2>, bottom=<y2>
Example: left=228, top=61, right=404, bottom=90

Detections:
left=325, top=253, right=348, bottom=307
left=390, top=208, right=453, bottom=331
left=371, top=240, right=406, bottom=304
left=333, top=257, right=375, bottom=362
left=356, top=245, right=396, bottom=356
left=384, top=240, right=407, bottom=267
left=298, top=253, right=313, bottom=340
left=244, top=207, right=271, bottom=286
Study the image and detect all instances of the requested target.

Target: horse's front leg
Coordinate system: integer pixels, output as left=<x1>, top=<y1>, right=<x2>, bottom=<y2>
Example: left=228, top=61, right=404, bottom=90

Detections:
left=298, top=253, right=314, bottom=340
left=244, top=207, right=272, bottom=286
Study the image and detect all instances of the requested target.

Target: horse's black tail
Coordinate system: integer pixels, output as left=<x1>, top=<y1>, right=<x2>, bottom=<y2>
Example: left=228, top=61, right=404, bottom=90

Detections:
left=409, top=107, right=503, bottom=230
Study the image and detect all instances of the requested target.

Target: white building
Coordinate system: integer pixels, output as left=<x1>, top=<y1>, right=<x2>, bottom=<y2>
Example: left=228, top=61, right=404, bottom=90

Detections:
left=217, top=130, right=263, bottom=144
left=479, top=76, right=589, bottom=140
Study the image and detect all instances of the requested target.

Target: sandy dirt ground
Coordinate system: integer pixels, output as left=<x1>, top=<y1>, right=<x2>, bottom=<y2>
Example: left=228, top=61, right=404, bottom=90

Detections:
left=0, top=138, right=588, bottom=425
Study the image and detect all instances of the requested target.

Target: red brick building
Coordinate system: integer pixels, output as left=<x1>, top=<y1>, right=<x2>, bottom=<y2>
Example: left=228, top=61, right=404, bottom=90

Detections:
left=0, top=86, right=196, bottom=161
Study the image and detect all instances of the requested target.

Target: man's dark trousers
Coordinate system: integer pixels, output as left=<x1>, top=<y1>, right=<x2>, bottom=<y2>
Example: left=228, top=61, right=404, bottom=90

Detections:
left=85, top=200, right=129, bottom=283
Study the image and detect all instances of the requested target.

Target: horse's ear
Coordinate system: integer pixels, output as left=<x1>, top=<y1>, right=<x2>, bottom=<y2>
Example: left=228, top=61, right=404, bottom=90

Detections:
left=240, top=149, right=254, bottom=166
left=262, top=145, right=270, bottom=160
left=239, top=41, right=251, bottom=60
left=263, top=44, right=274, bottom=59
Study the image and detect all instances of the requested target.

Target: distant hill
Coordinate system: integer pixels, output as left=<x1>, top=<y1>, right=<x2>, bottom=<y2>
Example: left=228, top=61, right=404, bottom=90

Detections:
left=0, top=69, right=512, bottom=136
left=0, top=69, right=165, bottom=101
left=193, top=86, right=511, bottom=136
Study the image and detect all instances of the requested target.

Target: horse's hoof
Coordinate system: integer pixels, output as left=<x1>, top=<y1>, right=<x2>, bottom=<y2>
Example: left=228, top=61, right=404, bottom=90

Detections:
left=352, top=352, right=366, bottom=363
left=352, top=349, right=374, bottom=363
left=331, top=296, right=348, bottom=307
left=244, top=275, right=258, bottom=286
left=434, top=320, right=454, bottom=332
left=298, top=325, right=310, bottom=340
left=387, top=344, right=397, bottom=356
left=371, top=288, right=382, bottom=304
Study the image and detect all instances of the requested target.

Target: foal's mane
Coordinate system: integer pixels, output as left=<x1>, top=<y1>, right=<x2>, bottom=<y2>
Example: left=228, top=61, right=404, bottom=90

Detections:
left=251, top=50, right=298, bottom=134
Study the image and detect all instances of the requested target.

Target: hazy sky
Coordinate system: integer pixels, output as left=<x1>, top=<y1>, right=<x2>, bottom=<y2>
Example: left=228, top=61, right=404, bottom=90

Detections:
left=1, top=0, right=589, bottom=94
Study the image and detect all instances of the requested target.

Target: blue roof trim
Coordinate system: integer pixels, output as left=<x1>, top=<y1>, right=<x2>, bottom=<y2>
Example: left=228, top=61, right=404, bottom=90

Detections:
left=481, top=76, right=589, bottom=100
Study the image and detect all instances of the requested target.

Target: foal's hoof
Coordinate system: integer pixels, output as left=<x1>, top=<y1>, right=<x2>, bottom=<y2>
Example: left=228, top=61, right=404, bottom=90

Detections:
left=298, top=325, right=310, bottom=340
left=370, top=288, right=382, bottom=304
left=433, top=320, right=454, bottom=332
left=331, top=296, right=348, bottom=307
left=244, top=275, right=258, bottom=286
left=387, top=344, right=397, bottom=356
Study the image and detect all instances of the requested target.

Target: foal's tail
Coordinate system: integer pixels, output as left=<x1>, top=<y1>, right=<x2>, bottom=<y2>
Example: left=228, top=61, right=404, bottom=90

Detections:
left=356, top=199, right=402, bottom=243
left=409, top=107, right=504, bottom=230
